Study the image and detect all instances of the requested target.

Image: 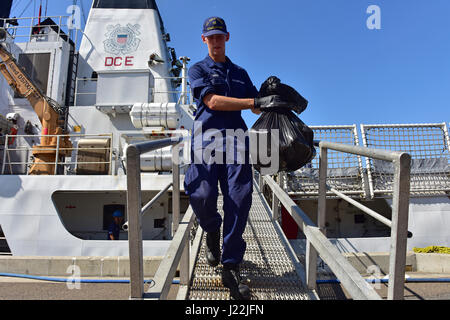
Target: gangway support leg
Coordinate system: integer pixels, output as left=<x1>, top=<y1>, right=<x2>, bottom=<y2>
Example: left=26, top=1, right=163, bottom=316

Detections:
left=307, top=147, right=328, bottom=290
left=172, top=142, right=181, bottom=235
left=387, top=153, right=411, bottom=300
left=306, top=241, right=317, bottom=290
left=127, top=145, right=144, bottom=299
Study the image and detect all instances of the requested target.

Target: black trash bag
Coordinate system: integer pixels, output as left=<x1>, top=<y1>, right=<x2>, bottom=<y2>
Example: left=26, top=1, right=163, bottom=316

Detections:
left=250, top=110, right=315, bottom=174
left=250, top=76, right=315, bottom=174
left=257, top=76, right=309, bottom=114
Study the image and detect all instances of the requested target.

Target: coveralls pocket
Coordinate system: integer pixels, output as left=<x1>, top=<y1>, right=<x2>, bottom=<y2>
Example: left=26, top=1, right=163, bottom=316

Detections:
left=208, top=73, right=228, bottom=96
left=230, top=80, right=247, bottom=98
left=183, top=164, right=198, bottom=196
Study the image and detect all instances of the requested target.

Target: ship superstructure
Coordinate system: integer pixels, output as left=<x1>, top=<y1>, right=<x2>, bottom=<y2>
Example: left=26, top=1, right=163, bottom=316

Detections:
left=0, top=0, right=195, bottom=256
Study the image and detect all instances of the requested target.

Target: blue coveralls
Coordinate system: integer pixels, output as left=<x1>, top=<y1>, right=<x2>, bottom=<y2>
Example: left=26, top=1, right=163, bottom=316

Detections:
left=184, top=55, right=258, bottom=265
left=107, top=222, right=121, bottom=240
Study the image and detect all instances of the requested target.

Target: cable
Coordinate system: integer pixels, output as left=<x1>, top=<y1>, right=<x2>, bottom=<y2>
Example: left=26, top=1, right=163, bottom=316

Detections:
left=17, top=0, right=34, bottom=18
left=79, top=0, right=87, bottom=30
left=11, top=0, right=24, bottom=12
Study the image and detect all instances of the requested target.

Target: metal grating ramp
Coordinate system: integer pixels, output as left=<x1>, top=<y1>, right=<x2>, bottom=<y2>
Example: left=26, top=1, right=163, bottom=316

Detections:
left=187, top=190, right=312, bottom=300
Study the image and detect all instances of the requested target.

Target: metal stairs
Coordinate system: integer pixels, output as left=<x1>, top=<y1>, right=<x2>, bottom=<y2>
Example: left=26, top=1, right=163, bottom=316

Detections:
left=187, top=190, right=316, bottom=300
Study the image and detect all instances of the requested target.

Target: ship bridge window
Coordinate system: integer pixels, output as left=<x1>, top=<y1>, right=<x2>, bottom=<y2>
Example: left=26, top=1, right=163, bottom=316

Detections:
left=93, top=0, right=157, bottom=9
left=15, top=53, right=50, bottom=98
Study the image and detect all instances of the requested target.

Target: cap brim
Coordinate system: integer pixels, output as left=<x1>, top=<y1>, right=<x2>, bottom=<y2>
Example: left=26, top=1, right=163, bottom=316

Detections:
left=202, top=30, right=228, bottom=37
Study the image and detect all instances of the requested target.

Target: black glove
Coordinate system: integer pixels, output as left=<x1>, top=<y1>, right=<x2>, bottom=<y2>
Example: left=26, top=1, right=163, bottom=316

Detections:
left=254, top=95, right=291, bottom=111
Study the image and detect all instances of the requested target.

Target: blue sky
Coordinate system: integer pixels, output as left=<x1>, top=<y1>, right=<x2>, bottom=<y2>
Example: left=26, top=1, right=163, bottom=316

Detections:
left=10, top=0, right=450, bottom=128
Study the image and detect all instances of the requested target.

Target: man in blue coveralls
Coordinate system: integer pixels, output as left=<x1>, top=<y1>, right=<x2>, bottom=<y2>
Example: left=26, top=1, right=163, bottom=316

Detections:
left=107, top=209, right=124, bottom=240
left=184, top=17, right=289, bottom=300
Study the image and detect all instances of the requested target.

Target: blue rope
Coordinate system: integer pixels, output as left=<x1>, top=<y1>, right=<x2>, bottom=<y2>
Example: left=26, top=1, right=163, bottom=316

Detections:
left=0, top=272, right=181, bottom=285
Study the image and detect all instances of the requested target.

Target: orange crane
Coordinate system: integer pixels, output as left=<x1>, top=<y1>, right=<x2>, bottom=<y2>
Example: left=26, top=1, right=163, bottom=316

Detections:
left=0, top=30, right=72, bottom=175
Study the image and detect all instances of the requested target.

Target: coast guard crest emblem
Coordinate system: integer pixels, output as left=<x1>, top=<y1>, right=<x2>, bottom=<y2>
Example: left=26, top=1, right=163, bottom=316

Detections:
left=104, top=24, right=141, bottom=55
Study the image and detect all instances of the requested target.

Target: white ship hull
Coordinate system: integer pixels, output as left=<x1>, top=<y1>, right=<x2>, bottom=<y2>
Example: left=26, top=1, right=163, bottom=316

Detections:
left=0, top=174, right=180, bottom=256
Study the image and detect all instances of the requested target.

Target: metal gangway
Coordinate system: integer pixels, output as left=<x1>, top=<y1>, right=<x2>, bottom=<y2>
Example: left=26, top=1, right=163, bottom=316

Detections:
left=124, top=128, right=419, bottom=300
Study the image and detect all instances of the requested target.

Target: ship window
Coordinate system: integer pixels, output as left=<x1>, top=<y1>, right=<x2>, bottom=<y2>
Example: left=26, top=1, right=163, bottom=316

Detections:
left=15, top=53, right=50, bottom=97
left=93, top=0, right=157, bottom=9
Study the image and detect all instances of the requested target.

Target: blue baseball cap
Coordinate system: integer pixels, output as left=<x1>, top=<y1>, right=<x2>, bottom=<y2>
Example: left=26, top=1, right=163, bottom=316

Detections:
left=202, top=16, right=228, bottom=37
left=113, top=210, right=124, bottom=218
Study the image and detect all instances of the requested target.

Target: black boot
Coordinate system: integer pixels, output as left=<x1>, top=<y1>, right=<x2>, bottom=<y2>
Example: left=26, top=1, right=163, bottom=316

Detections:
left=222, top=264, right=251, bottom=300
left=205, top=230, right=220, bottom=267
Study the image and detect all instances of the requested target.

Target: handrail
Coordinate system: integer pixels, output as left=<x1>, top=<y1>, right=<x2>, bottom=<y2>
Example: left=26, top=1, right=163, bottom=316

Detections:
left=300, top=140, right=413, bottom=237
left=1, top=15, right=83, bottom=54
left=263, top=139, right=411, bottom=300
left=145, top=206, right=195, bottom=300
left=73, top=73, right=193, bottom=107
left=315, top=140, right=405, bottom=162
left=314, top=140, right=411, bottom=300
left=122, top=182, right=173, bottom=232
left=326, top=186, right=412, bottom=238
left=263, top=175, right=381, bottom=300
left=1, top=133, right=113, bottom=175
left=126, top=136, right=187, bottom=300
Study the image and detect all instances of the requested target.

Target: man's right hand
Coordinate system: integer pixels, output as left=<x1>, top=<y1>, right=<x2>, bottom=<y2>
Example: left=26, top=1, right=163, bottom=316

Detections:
left=251, top=106, right=262, bottom=115
left=254, top=95, right=291, bottom=111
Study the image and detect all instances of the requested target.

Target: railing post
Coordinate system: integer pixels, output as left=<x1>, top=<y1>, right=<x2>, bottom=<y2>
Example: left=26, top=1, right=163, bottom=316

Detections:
left=1, top=135, right=7, bottom=174
left=443, top=122, right=450, bottom=152
left=54, top=135, right=60, bottom=175
left=180, top=239, right=190, bottom=287
left=318, top=147, right=328, bottom=235
left=180, top=56, right=190, bottom=105
left=172, top=142, right=181, bottom=236
left=259, top=171, right=264, bottom=191
left=360, top=124, right=375, bottom=199
left=272, top=174, right=280, bottom=221
left=29, top=17, right=34, bottom=42
left=387, top=153, right=411, bottom=300
left=126, top=145, right=144, bottom=300
left=306, top=146, right=328, bottom=290
left=58, top=16, right=62, bottom=38
left=305, top=238, right=317, bottom=290
left=173, top=154, right=192, bottom=288
left=307, top=146, right=329, bottom=290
